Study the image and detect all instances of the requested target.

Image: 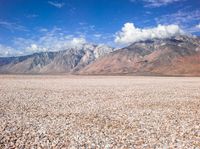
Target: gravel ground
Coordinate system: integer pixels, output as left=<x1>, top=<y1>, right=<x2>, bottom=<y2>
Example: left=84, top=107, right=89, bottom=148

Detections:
left=0, top=75, right=200, bottom=149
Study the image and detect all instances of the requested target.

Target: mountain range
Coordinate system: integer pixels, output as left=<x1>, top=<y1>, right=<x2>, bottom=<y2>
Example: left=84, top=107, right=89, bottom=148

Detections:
left=0, top=44, right=114, bottom=74
left=0, top=35, right=200, bottom=76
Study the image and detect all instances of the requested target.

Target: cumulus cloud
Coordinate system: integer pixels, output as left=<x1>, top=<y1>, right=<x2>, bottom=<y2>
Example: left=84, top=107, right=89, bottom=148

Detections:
left=70, top=37, right=86, bottom=46
left=115, top=23, right=184, bottom=45
left=26, top=44, right=45, bottom=52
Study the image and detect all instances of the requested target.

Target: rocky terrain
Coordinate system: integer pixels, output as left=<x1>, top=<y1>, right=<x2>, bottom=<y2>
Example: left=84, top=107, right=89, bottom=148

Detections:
left=80, top=35, right=200, bottom=76
left=0, top=75, right=200, bottom=148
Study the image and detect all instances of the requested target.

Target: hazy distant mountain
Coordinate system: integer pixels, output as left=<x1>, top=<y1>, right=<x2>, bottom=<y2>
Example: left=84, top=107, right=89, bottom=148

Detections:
left=0, top=44, right=114, bottom=74
left=79, top=35, right=200, bottom=76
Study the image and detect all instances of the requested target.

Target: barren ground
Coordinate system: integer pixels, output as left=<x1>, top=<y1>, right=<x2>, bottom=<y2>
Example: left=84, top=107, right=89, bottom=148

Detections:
left=0, top=75, right=200, bottom=148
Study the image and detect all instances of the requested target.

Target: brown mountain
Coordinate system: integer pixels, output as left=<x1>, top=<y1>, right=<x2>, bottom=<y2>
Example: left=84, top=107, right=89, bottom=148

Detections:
left=79, top=35, right=200, bottom=76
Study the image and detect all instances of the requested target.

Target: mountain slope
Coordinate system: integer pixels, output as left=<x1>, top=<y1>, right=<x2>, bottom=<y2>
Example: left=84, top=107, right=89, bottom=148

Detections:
left=0, top=44, right=114, bottom=74
left=79, top=36, right=200, bottom=76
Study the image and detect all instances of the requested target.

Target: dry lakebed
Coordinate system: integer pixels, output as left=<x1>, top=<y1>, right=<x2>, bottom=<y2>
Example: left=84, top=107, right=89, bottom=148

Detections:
left=0, top=75, right=200, bottom=148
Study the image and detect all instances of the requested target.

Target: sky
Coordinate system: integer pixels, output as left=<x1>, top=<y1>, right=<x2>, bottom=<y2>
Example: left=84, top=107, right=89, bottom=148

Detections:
left=0, top=0, right=200, bottom=56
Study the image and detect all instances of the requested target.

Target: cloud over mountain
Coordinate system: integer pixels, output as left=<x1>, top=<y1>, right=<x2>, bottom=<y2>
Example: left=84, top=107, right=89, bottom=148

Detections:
left=25, top=37, right=87, bottom=53
left=115, top=23, right=184, bottom=45
left=0, top=44, right=22, bottom=57
left=0, top=26, right=88, bottom=57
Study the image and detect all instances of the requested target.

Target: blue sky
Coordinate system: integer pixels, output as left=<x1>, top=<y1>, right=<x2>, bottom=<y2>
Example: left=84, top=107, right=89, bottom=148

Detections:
left=0, top=0, right=200, bottom=56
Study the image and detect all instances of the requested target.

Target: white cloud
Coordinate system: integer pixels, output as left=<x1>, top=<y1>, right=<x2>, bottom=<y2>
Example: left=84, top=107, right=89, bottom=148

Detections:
left=26, top=14, right=38, bottom=18
left=23, top=36, right=87, bottom=52
left=196, top=24, right=200, bottom=29
left=156, top=9, right=200, bottom=33
left=93, top=34, right=102, bottom=38
left=0, top=20, right=27, bottom=32
left=189, top=23, right=200, bottom=33
left=156, top=10, right=200, bottom=25
left=26, top=44, right=43, bottom=52
left=12, top=28, right=87, bottom=54
left=0, top=44, right=23, bottom=57
left=143, top=0, right=182, bottom=7
left=70, top=38, right=86, bottom=46
left=39, top=28, right=48, bottom=32
left=115, top=22, right=184, bottom=45
left=130, top=0, right=182, bottom=7
left=48, top=1, right=65, bottom=8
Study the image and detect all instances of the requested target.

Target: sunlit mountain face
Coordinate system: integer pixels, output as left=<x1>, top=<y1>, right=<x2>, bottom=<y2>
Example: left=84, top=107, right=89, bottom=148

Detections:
left=79, top=35, right=200, bottom=76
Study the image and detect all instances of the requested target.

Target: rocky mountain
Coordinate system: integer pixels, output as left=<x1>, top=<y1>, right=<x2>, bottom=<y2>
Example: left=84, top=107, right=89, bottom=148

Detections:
left=1, top=35, right=200, bottom=76
left=79, top=35, right=200, bottom=76
left=0, top=44, right=114, bottom=74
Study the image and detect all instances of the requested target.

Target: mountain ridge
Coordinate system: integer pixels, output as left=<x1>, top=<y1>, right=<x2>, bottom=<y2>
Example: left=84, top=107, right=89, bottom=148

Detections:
left=78, top=35, right=200, bottom=76
left=0, top=35, right=200, bottom=76
left=0, top=44, right=114, bottom=74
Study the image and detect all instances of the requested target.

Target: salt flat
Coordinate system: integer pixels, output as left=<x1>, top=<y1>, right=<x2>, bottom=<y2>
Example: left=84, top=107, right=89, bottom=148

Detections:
left=0, top=75, right=200, bottom=148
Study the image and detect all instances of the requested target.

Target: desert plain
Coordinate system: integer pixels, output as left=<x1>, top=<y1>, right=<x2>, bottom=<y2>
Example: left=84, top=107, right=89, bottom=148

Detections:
left=0, top=75, right=200, bottom=148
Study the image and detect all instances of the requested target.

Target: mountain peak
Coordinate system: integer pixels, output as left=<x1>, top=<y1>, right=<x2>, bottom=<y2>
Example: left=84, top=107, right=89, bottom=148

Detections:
left=79, top=35, right=200, bottom=76
left=0, top=44, right=115, bottom=74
